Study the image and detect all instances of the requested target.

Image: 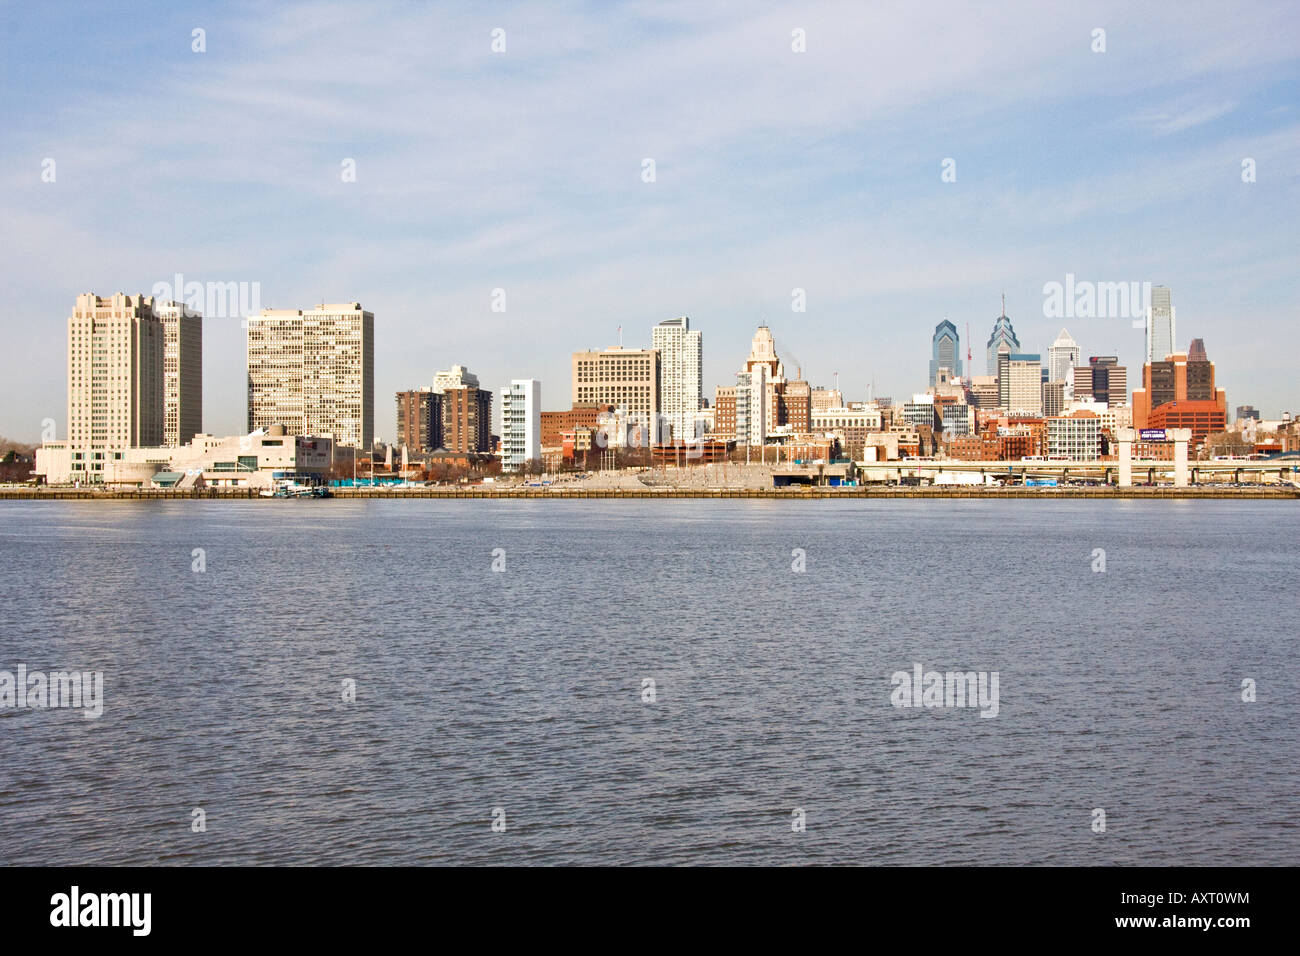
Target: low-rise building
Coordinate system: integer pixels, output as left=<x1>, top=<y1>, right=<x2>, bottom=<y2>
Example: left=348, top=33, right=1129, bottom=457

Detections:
left=1047, top=410, right=1102, bottom=460
left=38, top=424, right=332, bottom=488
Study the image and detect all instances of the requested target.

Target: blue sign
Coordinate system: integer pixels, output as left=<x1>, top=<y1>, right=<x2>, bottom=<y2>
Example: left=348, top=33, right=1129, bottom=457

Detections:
left=1139, top=428, right=1167, bottom=441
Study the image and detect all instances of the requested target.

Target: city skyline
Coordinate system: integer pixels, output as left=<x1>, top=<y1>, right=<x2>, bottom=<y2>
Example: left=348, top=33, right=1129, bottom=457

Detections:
left=7, top=0, right=1300, bottom=904
left=28, top=285, right=1249, bottom=448
left=2, top=2, right=1298, bottom=443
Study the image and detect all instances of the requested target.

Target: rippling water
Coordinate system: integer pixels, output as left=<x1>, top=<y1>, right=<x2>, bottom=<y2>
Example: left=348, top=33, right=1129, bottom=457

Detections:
left=0, top=499, right=1296, bottom=865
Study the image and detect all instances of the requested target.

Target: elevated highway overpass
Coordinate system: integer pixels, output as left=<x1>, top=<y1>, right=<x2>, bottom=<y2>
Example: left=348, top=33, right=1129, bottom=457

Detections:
left=857, top=456, right=1300, bottom=487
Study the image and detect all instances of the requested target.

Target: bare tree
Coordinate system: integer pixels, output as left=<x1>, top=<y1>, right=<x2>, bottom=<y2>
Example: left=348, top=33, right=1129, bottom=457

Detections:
left=1200, top=430, right=1253, bottom=460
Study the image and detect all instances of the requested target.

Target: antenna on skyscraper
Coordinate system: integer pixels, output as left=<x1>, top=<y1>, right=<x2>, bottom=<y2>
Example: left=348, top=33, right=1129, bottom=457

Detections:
left=618, top=325, right=622, bottom=348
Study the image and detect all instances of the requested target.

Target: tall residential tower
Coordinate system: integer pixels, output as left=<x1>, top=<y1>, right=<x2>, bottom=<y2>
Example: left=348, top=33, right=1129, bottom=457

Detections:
left=652, top=316, right=702, bottom=441
left=433, top=366, right=492, bottom=454
left=247, top=302, right=374, bottom=449
left=64, top=293, right=165, bottom=481
left=500, top=379, right=541, bottom=471
left=156, top=300, right=203, bottom=447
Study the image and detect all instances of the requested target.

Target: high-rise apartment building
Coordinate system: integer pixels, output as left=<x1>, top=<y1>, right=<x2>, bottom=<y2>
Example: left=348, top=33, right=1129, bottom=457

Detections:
left=247, top=302, right=374, bottom=449
left=652, top=316, right=702, bottom=442
left=156, top=301, right=202, bottom=447
left=986, top=300, right=1021, bottom=375
left=396, top=387, right=442, bottom=452
left=441, top=385, right=492, bottom=454
left=734, top=365, right=771, bottom=446
left=500, top=379, right=541, bottom=471
left=1145, top=285, right=1175, bottom=363
left=930, top=319, right=962, bottom=382
left=65, top=293, right=165, bottom=482
left=571, top=347, right=660, bottom=424
left=434, top=364, right=478, bottom=393
left=1047, top=327, right=1080, bottom=385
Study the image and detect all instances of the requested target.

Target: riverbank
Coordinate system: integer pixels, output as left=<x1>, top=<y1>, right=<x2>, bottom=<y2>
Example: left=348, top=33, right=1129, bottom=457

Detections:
left=2, top=485, right=1296, bottom=500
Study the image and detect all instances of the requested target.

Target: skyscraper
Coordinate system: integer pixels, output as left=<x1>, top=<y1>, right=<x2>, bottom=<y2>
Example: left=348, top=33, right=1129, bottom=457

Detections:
left=1003, top=354, right=1043, bottom=416
left=1047, top=328, right=1080, bottom=384
left=743, top=325, right=786, bottom=435
left=986, top=299, right=1021, bottom=375
left=930, top=319, right=962, bottom=382
left=1145, top=285, right=1175, bottom=362
left=65, top=293, right=165, bottom=482
left=247, top=302, right=374, bottom=449
left=500, top=379, right=541, bottom=471
left=1132, top=343, right=1226, bottom=444
left=156, top=300, right=203, bottom=447
left=1042, top=380, right=1066, bottom=417
left=652, top=316, right=702, bottom=442
left=1073, top=356, right=1128, bottom=408
left=745, top=325, right=784, bottom=378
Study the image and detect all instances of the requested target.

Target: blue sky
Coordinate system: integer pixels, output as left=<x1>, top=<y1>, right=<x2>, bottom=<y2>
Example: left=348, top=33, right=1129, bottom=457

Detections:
left=2, top=0, right=1298, bottom=442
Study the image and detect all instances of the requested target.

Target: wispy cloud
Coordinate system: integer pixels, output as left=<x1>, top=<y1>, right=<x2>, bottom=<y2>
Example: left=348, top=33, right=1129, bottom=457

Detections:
left=1130, top=99, right=1237, bottom=134
left=1, top=0, right=1298, bottom=439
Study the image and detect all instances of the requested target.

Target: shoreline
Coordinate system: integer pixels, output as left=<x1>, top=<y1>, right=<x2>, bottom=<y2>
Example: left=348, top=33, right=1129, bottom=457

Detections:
left=2, top=486, right=1295, bottom=500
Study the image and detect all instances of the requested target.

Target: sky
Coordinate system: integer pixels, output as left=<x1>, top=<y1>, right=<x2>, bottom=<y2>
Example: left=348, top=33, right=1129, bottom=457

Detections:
left=2, top=0, right=1298, bottom=443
